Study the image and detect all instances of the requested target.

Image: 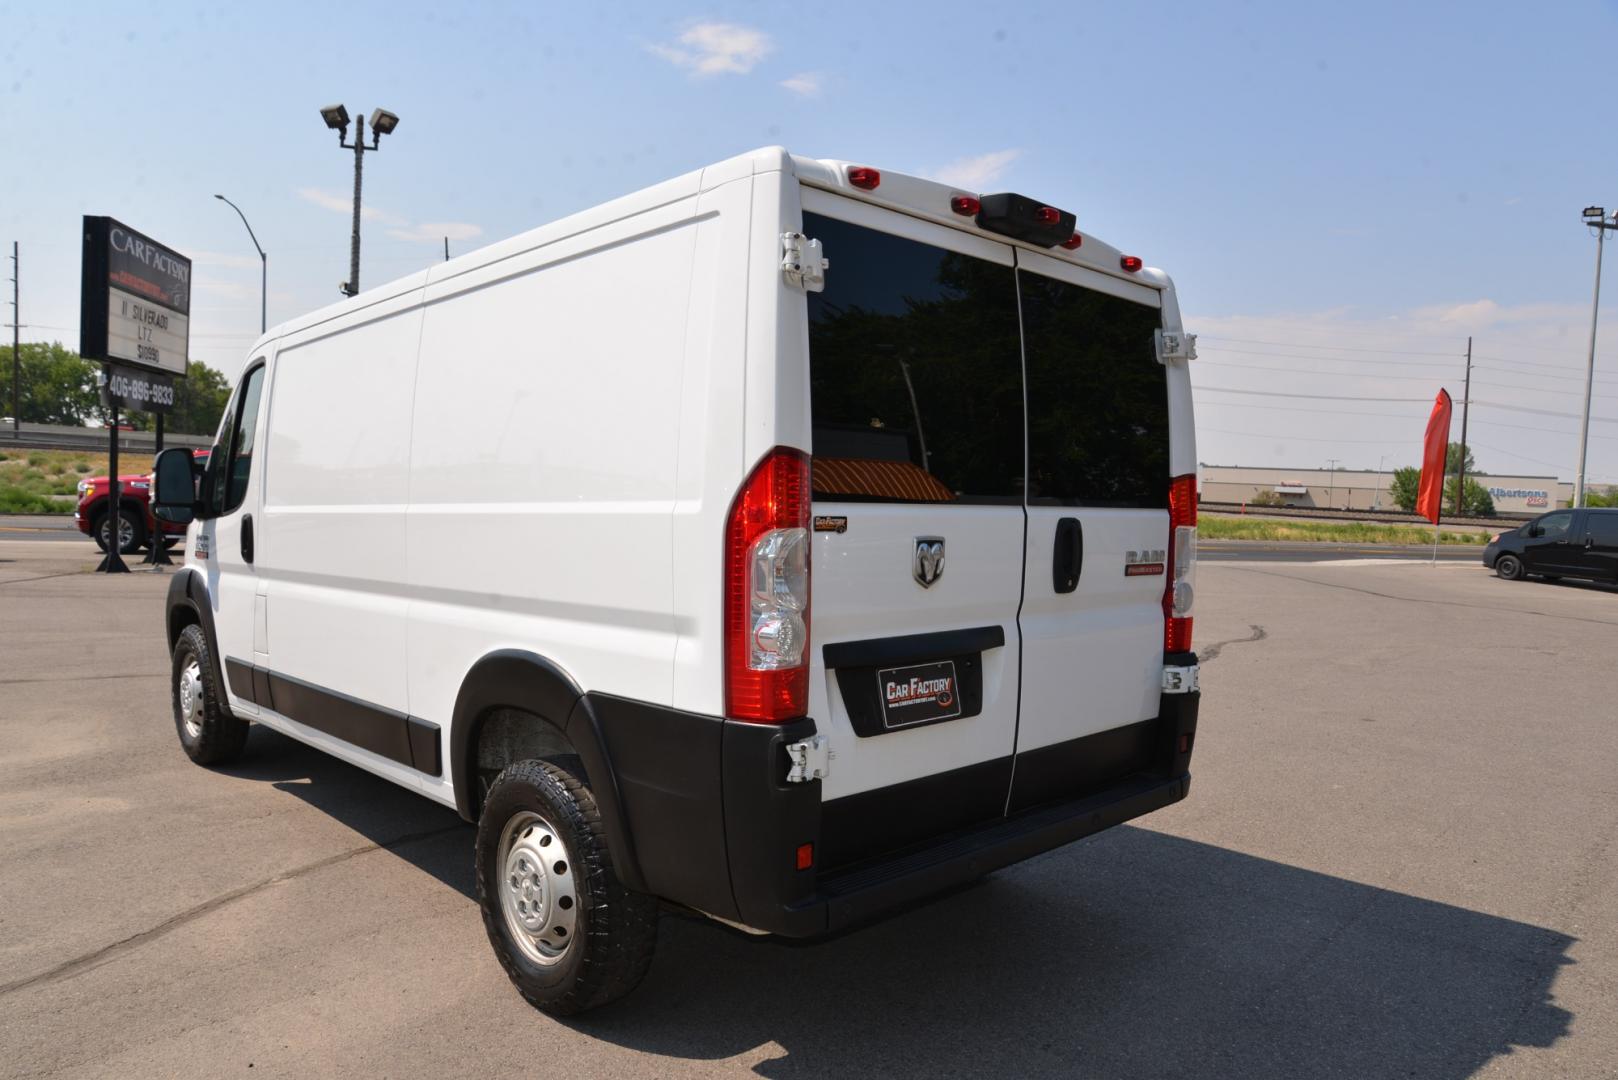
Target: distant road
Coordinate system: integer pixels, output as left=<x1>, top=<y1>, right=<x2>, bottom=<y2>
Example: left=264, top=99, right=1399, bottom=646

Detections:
left=0, top=514, right=82, bottom=543
left=1201, top=539, right=1481, bottom=563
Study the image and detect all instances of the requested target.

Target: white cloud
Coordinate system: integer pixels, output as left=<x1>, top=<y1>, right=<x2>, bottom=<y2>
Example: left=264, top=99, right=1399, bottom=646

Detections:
left=649, top=22, right=772, bottom=76
left=780, top=71, right=823, bottom=97
left=929, top=149, right=1022, bottom=191
left=296, top=187, right=403, bottom=224
left=385, top=222, right=484, bottom=243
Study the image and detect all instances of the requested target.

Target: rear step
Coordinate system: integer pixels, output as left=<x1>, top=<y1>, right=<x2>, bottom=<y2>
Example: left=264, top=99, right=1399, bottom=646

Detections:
left=792, top=772, right=1190, bottom=933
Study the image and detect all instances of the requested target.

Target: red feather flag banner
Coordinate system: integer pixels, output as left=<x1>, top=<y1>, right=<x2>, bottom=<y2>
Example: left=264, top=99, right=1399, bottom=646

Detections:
left=1416, top=388, right=1454, bottom=525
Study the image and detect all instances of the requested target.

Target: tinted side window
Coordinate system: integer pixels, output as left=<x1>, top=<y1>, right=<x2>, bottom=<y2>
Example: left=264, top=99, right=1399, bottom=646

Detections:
left=213, top=364, right=265, bottom=515
left=1019, top=270, right=1168, bottom=508
left=806, top=212, right=1024, bottom=504
left=1537, top=511, right=1573, bottom=539
left=1586, top=512, right=1618, bottom=545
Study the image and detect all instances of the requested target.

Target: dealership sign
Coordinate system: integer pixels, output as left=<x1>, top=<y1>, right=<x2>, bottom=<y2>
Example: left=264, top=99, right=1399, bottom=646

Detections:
left=80, top=217, right=191, bottom=379
left=97, top=365, right=175, bottom=415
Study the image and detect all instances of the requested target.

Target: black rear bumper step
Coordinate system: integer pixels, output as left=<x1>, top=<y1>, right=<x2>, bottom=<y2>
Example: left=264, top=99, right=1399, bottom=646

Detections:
left=759, top=771, right=1190, bottom=937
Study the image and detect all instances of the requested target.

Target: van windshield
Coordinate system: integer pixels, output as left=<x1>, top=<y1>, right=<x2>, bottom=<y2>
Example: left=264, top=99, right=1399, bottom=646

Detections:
left=806, top=212, right=1169, bottom=508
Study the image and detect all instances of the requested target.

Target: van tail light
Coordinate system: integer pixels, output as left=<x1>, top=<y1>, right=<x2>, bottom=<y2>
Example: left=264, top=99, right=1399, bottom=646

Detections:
left=1164, top=473, right=1197, bottom=654
left=725, top=447, right=812, bottom=723
left=1121, top=255, right=1143, bottom=272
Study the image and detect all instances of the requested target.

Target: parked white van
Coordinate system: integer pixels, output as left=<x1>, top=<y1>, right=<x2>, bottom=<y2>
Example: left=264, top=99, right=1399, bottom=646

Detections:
left=152, top=146, right=1202, bottom=1015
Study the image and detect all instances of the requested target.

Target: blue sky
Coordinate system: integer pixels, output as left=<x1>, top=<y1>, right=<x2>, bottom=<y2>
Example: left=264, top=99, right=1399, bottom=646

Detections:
left=4, top=0, right=1618, bottom=481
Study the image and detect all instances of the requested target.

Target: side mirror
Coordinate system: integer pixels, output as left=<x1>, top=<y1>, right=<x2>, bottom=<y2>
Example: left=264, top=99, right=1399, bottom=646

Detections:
left=152, top=447, right=199, bottom=524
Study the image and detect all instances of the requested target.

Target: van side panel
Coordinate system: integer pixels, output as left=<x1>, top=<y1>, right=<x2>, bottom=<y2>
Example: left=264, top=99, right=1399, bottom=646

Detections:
left=668, top=175, right=753, bottom=717
left=259, top=293, right=424, bottom=719
left=406, top=197, right=706, bottom=800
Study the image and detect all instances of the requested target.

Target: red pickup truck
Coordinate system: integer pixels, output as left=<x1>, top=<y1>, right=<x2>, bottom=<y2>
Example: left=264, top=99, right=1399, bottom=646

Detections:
left=74, top=449, right=208, bottom=553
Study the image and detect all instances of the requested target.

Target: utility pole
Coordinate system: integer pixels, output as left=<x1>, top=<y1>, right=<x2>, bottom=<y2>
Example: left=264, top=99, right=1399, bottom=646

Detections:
left=1577, top=207, right=1617, bottom=508
left=1325, top=458, right=1340, bottom=509
left=444, top=236, right=450, bottom=262
left=346, top=112, right=365, bottom=296
left=1455, top=337, right=1472, bottom=516
left=8, top=242, right=17, bottom=439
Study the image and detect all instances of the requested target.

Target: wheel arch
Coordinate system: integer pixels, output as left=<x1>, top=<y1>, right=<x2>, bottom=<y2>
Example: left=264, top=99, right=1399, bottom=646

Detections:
left=166, top=570, right=223, bottom=689
left=449, top=650, right=646, bottom=892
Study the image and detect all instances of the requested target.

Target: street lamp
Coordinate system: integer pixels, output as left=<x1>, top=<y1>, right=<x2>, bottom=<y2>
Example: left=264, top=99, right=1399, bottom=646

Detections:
left=214, top=195, right=266, bottom=333
left=318, top=103, right=401, bottom=297
left=1577, top=206, right=1617, bottom=508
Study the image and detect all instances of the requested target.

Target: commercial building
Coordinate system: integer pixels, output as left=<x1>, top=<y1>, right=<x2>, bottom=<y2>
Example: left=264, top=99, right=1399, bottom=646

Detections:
left=1199, top=464, right=1577, bottom=517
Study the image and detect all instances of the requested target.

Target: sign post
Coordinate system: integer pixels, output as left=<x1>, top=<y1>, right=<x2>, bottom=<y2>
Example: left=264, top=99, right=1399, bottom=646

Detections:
left=80, top=217, right=190, bottom=572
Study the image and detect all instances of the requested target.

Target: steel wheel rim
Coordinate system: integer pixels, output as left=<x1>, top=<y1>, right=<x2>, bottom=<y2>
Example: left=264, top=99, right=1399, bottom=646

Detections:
left=1499, top=555, right=1519, bottom=578
left=497, top=809, right=578, bottom=966
left=179, top=658, right=204, bottom=739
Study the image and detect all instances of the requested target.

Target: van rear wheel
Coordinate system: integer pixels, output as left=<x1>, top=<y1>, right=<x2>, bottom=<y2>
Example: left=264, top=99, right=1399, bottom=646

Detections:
left=476, top=758, right=658, bottom=1015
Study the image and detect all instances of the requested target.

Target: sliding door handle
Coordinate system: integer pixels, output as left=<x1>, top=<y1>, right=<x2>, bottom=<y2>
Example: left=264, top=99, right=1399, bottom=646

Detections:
left=1053, top=517, right=1083, bottom=594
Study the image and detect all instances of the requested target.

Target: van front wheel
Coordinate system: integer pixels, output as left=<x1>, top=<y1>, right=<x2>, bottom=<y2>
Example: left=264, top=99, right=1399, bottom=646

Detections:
left=172, top=624, right=250, bottom=764
left=476, top=758, right=658, bottom=1015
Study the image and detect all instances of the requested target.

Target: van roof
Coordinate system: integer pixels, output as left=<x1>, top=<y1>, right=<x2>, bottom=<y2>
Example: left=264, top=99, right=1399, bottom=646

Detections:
left=257, top=146, right=1163, bottom=349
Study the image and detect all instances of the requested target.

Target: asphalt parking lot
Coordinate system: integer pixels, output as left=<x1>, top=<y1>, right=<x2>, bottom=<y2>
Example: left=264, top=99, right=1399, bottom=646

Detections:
left=2, top=541, right=1616, bottom=1079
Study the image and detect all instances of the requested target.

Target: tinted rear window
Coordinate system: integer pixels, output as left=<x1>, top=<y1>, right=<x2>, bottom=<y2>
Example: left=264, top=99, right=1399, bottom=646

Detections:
left=1588, top=511, right=1618, bottom=545
left=1019, top=270, right=1168, bottom=508
left=805, top=212, right=1024, bottom=504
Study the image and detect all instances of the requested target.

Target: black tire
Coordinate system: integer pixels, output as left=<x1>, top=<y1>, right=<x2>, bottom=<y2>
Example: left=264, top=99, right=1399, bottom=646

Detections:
left=95, top=506, right=147, bottom=554
left=476, top=758, right=658, bottom=1015
left=1495, top=553, right=1524, bottom=581
left=171, top=623, right=251, bottom=765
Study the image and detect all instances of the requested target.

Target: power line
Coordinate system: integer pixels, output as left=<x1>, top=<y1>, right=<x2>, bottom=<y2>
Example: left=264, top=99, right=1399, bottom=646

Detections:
left=1198, top=358, right=1457, bottom=382
left=1198, top=335, right=1462, bottom=357
left=1198, top=345, right=1460, bottom=369
left=1194, top=384, right=1432, bottom=402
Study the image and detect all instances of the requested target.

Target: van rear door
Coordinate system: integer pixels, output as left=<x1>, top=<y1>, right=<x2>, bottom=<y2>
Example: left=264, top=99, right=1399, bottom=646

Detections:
left=801, top=196, right=1025, bottom=869
left=1009, top=253, right=1172, bottom=811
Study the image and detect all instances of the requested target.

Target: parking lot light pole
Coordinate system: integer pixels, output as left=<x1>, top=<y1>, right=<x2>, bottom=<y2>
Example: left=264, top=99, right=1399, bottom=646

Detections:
left=318, top=105, right=400, bottom=298
left=1577, top=206, right=1617, bottom=509
left=214, top=195, right=266, bottom=333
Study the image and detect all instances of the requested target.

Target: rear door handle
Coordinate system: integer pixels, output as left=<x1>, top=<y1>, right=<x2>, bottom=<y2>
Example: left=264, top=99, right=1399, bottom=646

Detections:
left=1053, top=517, right=1083, bottom=594
left=241, top=514, right=255, bottom=564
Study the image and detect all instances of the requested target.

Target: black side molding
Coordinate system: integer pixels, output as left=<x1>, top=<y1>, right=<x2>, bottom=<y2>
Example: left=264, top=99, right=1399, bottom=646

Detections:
left=822, top=624, right=1006, bottom=670
left=223, top=658, right=442, bottom=777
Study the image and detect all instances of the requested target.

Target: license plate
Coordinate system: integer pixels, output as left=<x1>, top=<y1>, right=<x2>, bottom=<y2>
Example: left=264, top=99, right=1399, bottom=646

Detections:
left=876, top=660, right=963, bottom=729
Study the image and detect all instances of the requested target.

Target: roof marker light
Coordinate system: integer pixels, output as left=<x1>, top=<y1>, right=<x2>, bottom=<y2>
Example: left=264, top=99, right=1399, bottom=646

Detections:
left=847, top=167, right=881, bottom=191
left=951, top=195, right=981, bottom=216
left=1035, top=206, right=1061, bottom=224
left=1120, top=255, right=1143, bottom=272
left=1060, top=233, right=1083, bottom=250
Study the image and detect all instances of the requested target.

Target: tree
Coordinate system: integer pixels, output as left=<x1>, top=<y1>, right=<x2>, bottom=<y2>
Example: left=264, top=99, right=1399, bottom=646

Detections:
left=0, top=342, right=101, bottom=425
left=1445, top=442, right=1477, bottom=478
left=1585, top=487, right=1618, bottom=508
left=1445, top=475, right=1494, bottom=516
left=1389, top=466, right=1420, bottom=512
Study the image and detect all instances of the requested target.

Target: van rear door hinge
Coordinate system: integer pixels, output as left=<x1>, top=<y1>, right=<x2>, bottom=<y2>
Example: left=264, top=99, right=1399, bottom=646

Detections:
left=785, top=734, right=831, bottom=783
left=781, top=232, right=828, bottom=292
left=1155, top=329, right=1197, bottom=365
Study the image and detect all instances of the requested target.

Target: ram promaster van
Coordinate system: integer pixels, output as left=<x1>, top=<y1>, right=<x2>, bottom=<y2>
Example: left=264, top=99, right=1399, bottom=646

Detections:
left=151, top=147, right=1202, bottom=1015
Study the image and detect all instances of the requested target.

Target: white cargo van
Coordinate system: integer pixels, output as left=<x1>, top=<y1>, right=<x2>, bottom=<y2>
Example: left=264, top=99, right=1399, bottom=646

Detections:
left=151, top=146, right=1202, bottom=1015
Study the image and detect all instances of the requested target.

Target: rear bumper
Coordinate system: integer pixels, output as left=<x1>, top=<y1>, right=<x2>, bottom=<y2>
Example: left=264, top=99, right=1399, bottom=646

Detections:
left=772, top=769, right=1190, bottom=937
left=598, top=676, right=1202, bottom=939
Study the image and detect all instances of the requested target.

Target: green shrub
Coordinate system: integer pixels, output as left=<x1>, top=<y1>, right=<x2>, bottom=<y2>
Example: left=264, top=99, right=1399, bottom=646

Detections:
left=73, top=460, right=90, bottom=473
left=0, top=486, right=69, bottom=513
left=26, top=453, right=45, bottom=467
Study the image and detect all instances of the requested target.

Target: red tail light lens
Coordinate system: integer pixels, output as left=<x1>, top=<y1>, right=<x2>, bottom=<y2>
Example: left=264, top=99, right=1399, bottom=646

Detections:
left=951, top=195, right=981, bottom=216
left=1035, top=206, right=1061, bottom=224
left=725, top=447, right=812, bottom=723
left=847, top=167, right=881, bottom=191
left=1164, top=474, right=1197, bottom=654
left=1060, top=233, right=1083, bottom=250
left=1120, top=255, right=1143, bottom=272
